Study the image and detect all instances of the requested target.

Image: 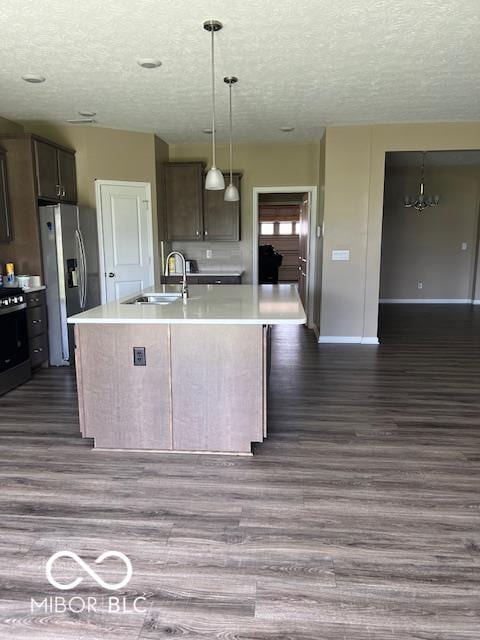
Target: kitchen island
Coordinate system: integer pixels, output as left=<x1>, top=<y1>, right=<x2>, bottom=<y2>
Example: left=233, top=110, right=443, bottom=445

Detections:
left=68, top=284, right=305, bottom=455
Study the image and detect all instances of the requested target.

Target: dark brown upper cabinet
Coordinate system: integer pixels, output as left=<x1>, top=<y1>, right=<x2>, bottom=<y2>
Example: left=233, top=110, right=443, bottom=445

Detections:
left=164, top=162, right=204, bottom=241
left=57, top=148, right=77, bottom=203
left=163, top=162, right=241, bottom=242
left=0, top=150, right=12, bottom=243
left=34, top=139, right=77, bottom=204
left=203, top=173, right=241, bottom=242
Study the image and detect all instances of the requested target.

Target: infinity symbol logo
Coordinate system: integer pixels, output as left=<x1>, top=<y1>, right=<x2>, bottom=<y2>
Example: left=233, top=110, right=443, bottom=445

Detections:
left=46, top=551, right=133, bottom=591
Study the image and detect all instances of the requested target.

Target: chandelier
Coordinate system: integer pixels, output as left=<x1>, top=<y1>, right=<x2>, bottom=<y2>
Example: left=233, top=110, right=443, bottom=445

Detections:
left=403, top=151, right=440, bottom=212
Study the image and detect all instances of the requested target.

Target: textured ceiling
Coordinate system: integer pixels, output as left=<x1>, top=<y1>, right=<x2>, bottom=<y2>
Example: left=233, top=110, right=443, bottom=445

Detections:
left=0, top=0, right=479, bottom=143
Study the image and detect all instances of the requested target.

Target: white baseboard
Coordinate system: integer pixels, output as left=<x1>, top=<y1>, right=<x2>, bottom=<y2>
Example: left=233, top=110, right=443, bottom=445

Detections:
left=319, top=336, right=378, bottom=344
left=473, top=300, right=480, bottom=305
left=380, top=298, right=473, bottom=304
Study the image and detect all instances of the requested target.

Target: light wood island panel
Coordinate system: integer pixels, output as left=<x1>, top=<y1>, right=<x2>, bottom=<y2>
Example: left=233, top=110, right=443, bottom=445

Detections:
left=74, top=323, right=267, bottom=454
left=75, top=324, right=172, bottom=449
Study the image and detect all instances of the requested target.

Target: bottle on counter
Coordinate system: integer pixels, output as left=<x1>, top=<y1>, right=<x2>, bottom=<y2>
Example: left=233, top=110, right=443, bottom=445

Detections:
left=5, top=262, right=15, bottom=286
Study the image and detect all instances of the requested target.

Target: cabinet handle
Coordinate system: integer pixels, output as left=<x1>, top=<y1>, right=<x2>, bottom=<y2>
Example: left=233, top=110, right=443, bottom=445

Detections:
left=30, top=298, right=40, bottom=303
left=32, top=319, right=42, bottom=324
left=215, top=280, right=221, bottom=284
left=204, top=230, right=208, bottom=236
left=56, top=185, right=61, bottom=197
left=33, top=347, right=43, bottom=353
left=62, top=186, right=66, bottom=197
left=196, top=230, right=200, bottom=236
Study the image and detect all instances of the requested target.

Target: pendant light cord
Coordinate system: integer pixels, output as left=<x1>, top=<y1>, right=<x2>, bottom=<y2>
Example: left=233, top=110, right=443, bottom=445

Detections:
left=229, top=82, right=233, bottom=183
left=211, top=28, right=217, bottom=168
left=420, top=152, right=425, bottom=196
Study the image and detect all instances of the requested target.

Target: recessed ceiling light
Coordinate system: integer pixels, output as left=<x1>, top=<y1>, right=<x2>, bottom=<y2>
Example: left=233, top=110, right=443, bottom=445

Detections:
left=22, top=74, right=46, bottom=83
left=78, top=110, right=96, bottom=117
left=137, top=58, right=162, bottom=69
left=280, top=126, right=295, bottom=132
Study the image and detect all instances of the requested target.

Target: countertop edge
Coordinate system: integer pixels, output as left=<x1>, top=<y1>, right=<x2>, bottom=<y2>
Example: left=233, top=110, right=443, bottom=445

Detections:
left=68, top=317, right=306, bottom=325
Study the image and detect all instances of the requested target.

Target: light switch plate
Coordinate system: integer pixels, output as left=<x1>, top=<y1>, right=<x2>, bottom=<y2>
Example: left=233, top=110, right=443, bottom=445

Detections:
left=461, top=242, right=468, bottom=250
left=332, top=249, right=350, bottom=261
left=206, top=249, right=213, bottom=259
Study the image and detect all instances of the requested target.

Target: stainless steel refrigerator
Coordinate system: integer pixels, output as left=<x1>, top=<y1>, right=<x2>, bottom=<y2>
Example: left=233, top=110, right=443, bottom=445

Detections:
left=39, top=204, right=101, bottom=366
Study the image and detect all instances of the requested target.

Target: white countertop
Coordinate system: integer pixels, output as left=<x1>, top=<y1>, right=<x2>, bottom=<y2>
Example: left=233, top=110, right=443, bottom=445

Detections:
left=22, top=285, right=46, bottom=293
left=68, top=284, right=306, bottom=325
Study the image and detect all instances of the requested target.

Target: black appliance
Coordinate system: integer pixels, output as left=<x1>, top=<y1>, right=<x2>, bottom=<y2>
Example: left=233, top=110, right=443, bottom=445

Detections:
left=0, top=287, right=31, bottom=396
left=259, top=245, right=283, bottom=284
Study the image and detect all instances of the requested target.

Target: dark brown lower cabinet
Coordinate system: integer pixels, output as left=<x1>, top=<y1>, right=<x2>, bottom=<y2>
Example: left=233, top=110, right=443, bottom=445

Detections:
left=26, top=290, right=48, bottom=369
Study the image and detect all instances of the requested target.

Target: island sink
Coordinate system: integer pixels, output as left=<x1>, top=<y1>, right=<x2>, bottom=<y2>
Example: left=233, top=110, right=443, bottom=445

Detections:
left=124, top=292, right=183, bottom=305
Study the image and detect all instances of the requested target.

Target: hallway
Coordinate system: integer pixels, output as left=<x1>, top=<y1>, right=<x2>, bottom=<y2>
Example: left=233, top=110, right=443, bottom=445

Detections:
left=0, top=308, right=479, bottom=638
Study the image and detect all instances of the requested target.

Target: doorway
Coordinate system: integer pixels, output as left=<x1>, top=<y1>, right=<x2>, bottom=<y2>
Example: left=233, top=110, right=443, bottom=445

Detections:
left=253, top=186, right=318, bottom=328
left=378, top=150, right=480, bottom=341
left=95, top=180, right=154, bottom=303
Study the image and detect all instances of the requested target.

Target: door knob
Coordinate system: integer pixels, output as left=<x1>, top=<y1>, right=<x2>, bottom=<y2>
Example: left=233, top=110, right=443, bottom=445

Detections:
left=108, top=272, right=115, bottom=278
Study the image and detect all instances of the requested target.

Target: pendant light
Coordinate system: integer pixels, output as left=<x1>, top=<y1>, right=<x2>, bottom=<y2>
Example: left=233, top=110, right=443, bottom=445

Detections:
left=224, top=76, right=239, bottom=202
left=203, top=20, right=225, bottom=191
left=403, top=151, right=440, bottom=212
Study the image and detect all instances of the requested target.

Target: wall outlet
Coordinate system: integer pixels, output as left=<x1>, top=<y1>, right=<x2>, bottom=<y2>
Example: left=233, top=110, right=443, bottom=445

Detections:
left=133, top=347, right=146, bottom=366
left=417, top=281, right=423, bottom=290
left=206, top=249, right=213, bottom=259
left=461, top=242, right=468, bottom=251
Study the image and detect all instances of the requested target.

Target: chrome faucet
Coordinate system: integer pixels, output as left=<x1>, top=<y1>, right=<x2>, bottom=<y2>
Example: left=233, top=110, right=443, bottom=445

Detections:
left=164, top=251, right=188, bottom=301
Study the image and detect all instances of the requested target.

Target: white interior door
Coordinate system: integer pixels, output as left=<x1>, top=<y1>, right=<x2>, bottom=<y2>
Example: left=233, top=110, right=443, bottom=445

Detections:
left=97, top=181, right=154, bottom=302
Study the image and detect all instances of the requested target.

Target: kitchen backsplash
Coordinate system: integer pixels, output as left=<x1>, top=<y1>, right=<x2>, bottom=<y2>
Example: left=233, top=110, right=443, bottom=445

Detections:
left=171, top=242, right=243, bottom=273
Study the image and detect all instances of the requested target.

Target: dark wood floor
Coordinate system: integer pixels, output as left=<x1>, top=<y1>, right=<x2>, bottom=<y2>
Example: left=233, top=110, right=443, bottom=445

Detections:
left=1, top=304, right=479, bottom=639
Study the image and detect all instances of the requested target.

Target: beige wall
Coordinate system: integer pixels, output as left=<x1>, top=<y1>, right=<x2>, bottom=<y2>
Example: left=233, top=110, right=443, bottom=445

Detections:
left=380, top=165, right=480, bottom=301
left=168, top=141, right=321, bottom=283
left=313, top=135, right=325, bottom=333
left=321, top=126, right=372, bottom=339
left=321, top=123, right=480, bottom=341
left=0, top=116, right=23, bottom=135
